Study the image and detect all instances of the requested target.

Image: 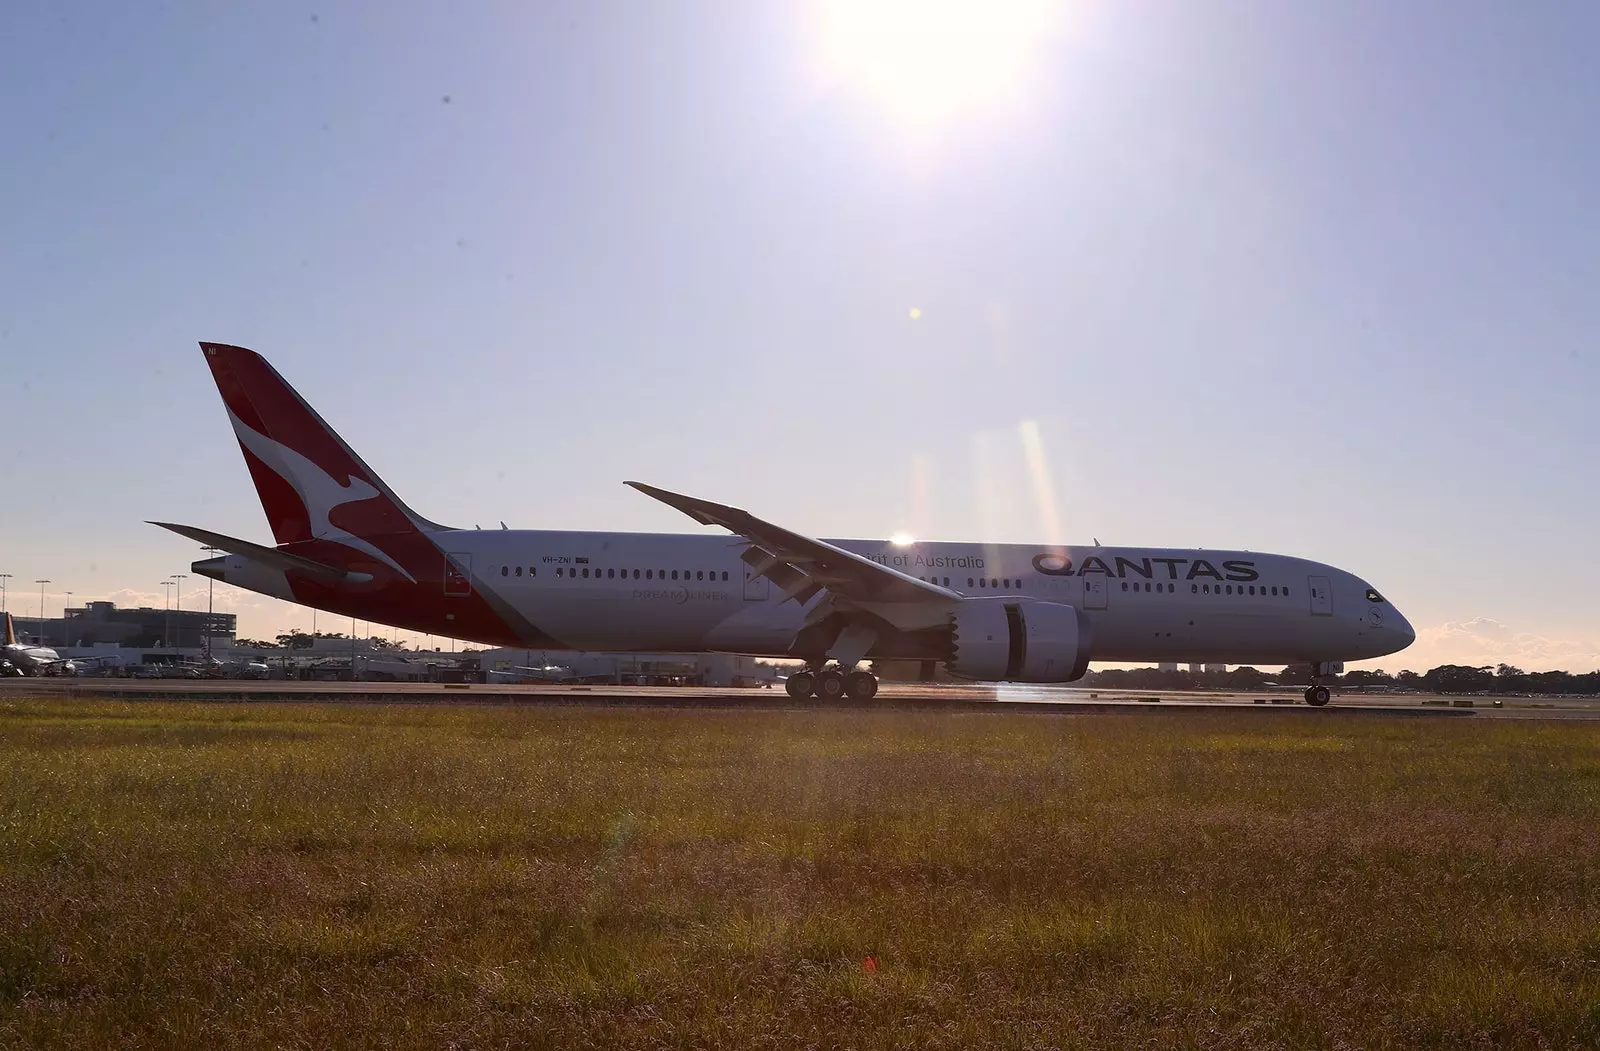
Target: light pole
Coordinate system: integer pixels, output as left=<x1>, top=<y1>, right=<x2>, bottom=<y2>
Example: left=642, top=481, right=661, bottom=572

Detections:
left=201, top=546, right=219, bottom=658
left=35, top=580, right=50, bottom=646
left=0, top=573, right=11, bottom=614
left=161, top=580, right=174, bottom=647
left=172, top=574, right=187, bottom=651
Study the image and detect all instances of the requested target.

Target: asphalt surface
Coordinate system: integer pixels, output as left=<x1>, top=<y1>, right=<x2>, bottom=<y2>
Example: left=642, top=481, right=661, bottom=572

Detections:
left=5, top=678, right=1598, bottom=719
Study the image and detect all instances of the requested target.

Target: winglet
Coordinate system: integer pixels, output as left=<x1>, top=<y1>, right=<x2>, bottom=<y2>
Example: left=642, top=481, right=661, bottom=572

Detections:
left=624, top=481, right=726, bottom=527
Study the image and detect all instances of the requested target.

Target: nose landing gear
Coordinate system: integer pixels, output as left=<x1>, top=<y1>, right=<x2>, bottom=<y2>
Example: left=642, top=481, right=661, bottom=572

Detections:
left=1303, top=662, right=1342, bottom=706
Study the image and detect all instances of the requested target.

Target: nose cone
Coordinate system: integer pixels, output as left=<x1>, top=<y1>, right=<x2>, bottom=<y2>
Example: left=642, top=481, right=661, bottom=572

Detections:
left=1396, top=609, right=1416, bottom=648
left=1384, top=604, right=1416, bottom=655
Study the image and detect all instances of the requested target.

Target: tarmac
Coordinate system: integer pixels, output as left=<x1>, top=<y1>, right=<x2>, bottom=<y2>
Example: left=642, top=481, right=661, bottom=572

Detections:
left=5, top=678, right=1600, bottom=719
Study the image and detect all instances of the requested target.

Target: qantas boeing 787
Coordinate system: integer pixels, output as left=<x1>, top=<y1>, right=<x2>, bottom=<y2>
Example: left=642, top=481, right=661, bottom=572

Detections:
left=154, top=343, right=1414, bottom=706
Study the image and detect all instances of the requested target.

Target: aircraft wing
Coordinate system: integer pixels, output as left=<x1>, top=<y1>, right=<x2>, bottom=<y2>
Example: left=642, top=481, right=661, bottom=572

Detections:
left=626, top=481, right=958, bottom=606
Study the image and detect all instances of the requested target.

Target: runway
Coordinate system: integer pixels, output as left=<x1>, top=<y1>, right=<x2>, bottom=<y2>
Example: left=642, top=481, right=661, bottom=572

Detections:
left=6, top=678, right=1599, bottom=719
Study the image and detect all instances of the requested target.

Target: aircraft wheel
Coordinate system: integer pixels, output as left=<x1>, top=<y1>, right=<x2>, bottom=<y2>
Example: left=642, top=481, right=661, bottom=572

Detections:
left=785, top=672, right=815, bottom=700
left=1305, top=685, right=1331, bottom=707
left=815, top=669, right=847, bottom=702
left=845, top=671, right=879, bottom=702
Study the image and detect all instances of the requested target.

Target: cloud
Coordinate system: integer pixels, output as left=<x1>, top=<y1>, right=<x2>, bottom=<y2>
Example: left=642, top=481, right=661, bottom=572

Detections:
left=1405, top=617, right=1600, bottom=672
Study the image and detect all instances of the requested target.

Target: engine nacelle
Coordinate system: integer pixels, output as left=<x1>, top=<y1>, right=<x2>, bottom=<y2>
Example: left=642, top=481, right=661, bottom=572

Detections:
left=946, top=597, right=1092, bottom=683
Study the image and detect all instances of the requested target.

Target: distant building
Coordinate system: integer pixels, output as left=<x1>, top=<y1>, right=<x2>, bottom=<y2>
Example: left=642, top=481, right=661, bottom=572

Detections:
left=1204, top=663, right=1227, bottom=673
left=1188, top=663, right=1203, bottom=674
left=43, top=601, right=235, bottom=650
left=1158, top=662, right=1179, bottom=672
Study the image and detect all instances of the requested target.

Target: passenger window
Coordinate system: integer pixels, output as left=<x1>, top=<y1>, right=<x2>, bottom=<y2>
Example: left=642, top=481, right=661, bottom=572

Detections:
left=1225, top=585, right=1232, bottom=595
left=1270, top=586, right=1277, bottom=595
left=501, top=566, right=508, bottom=576
left=583, top=568, right=590, bottom=578
left=979, top=579, right=987, bottom=588
left=721, top=571, right=729, bottom=581
left=645, top=570, right=652, bottom=580
left=670, top=570, right=678, bottom=580
left=968, top=578, right=974, bottom=587
left=1283, top=588, right=1290, bottom=597
left=1121, top=582, right=1128, bottom=592
left=608, top=568, right=615, bottom=579
left=1192, top=584, right=1198, bottom=593
left=530, top=568, right=536, bottom=577
left=1202, top=584, right=1209, bottom=593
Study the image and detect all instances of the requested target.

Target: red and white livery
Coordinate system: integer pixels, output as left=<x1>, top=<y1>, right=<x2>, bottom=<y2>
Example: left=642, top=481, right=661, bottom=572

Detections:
left=158, top=343, right=1415, bottom=705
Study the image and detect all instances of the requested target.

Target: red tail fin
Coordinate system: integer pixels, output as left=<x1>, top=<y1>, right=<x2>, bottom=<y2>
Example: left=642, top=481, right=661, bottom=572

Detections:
left=3, top=612, right=14, bottom=647
left=200, top=343, right=444, bottom=545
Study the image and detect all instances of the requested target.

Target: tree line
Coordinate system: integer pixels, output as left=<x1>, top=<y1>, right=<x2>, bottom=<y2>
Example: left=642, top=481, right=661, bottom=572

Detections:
left=234, top=631, right=408, bottom=651
left=1084, top=663, right=1600, bottom=696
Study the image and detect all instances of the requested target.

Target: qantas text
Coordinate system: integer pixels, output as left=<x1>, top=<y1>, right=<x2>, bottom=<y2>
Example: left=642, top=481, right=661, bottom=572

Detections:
left=1031, top=554, right=1258, bottom=582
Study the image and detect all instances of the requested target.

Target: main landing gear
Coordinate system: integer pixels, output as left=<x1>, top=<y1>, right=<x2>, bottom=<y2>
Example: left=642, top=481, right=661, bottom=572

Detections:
left=785, top=663, right=879, bottom=702
left=1303, top=684, right=1332, bottom=707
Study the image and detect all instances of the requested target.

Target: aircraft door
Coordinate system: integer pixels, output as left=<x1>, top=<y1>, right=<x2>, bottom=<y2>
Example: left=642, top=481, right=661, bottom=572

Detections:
left=1082, top=575, right=1108, bottom=610
left=444, top=553, right=473, bottom=596
left=1307, top=575, right=1332, bottom=616
left=742, top=563, right=770, bottom=601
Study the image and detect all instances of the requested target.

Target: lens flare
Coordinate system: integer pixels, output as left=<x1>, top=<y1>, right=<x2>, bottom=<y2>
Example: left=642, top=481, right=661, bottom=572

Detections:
left=1019, top=419, right=1065, bottom=545
left=819, top=0, right=1063, bottom=126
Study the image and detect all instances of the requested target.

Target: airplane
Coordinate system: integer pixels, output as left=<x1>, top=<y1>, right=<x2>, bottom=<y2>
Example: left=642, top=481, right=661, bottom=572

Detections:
left=151, top=343, right=1415, bottom=707
left=2, top=612, right=84, bottom=676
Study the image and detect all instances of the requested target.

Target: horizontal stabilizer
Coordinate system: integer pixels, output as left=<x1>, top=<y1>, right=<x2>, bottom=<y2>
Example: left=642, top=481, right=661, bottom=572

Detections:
left=146, top=522, right=358, bottom=583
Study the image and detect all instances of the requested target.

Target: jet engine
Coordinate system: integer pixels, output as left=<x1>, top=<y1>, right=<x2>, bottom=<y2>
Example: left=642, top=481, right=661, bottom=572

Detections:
left=946, top=597, right=1092, bottom=683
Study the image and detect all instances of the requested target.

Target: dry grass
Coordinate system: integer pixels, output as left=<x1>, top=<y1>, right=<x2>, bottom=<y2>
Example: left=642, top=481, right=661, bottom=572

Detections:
left=1, top=698, right=1598, bottom=1049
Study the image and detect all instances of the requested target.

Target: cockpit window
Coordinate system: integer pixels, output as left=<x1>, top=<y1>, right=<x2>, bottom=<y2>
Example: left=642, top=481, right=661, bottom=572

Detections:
left=1365, top=588, right=1384, bottom=603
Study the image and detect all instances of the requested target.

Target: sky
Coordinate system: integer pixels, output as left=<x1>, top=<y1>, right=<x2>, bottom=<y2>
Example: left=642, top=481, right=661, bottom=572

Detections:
left=2, top=1, right=1597, bottom=670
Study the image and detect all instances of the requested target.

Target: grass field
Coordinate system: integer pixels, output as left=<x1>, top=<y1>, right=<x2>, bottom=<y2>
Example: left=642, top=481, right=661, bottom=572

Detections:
left=2, top=699, right=1598, bottom=1049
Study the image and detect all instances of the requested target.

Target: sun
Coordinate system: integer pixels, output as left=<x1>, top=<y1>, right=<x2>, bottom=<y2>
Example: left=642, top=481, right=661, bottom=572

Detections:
left=818, top=0, right=1061, bottom=126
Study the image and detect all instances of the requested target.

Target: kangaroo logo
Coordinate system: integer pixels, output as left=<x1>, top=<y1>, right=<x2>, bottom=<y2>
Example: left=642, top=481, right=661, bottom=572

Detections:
left=227, top=408, right=419, bottom=583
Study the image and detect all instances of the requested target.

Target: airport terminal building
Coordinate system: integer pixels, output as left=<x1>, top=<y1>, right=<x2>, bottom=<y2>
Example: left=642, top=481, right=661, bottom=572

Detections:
left=32, top=601, right=236, bottom=650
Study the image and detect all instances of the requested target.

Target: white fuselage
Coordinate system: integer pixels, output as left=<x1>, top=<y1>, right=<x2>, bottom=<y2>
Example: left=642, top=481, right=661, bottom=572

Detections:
left=212, top=529, right=1415, bottom=667
left=1, top=643, right=71, bottom=675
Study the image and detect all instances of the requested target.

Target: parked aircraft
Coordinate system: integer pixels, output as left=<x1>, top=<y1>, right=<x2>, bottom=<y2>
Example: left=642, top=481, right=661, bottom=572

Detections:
left=2, top=612, right=81, bottom=676
left=152, top=343, right=1414, bottom=706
